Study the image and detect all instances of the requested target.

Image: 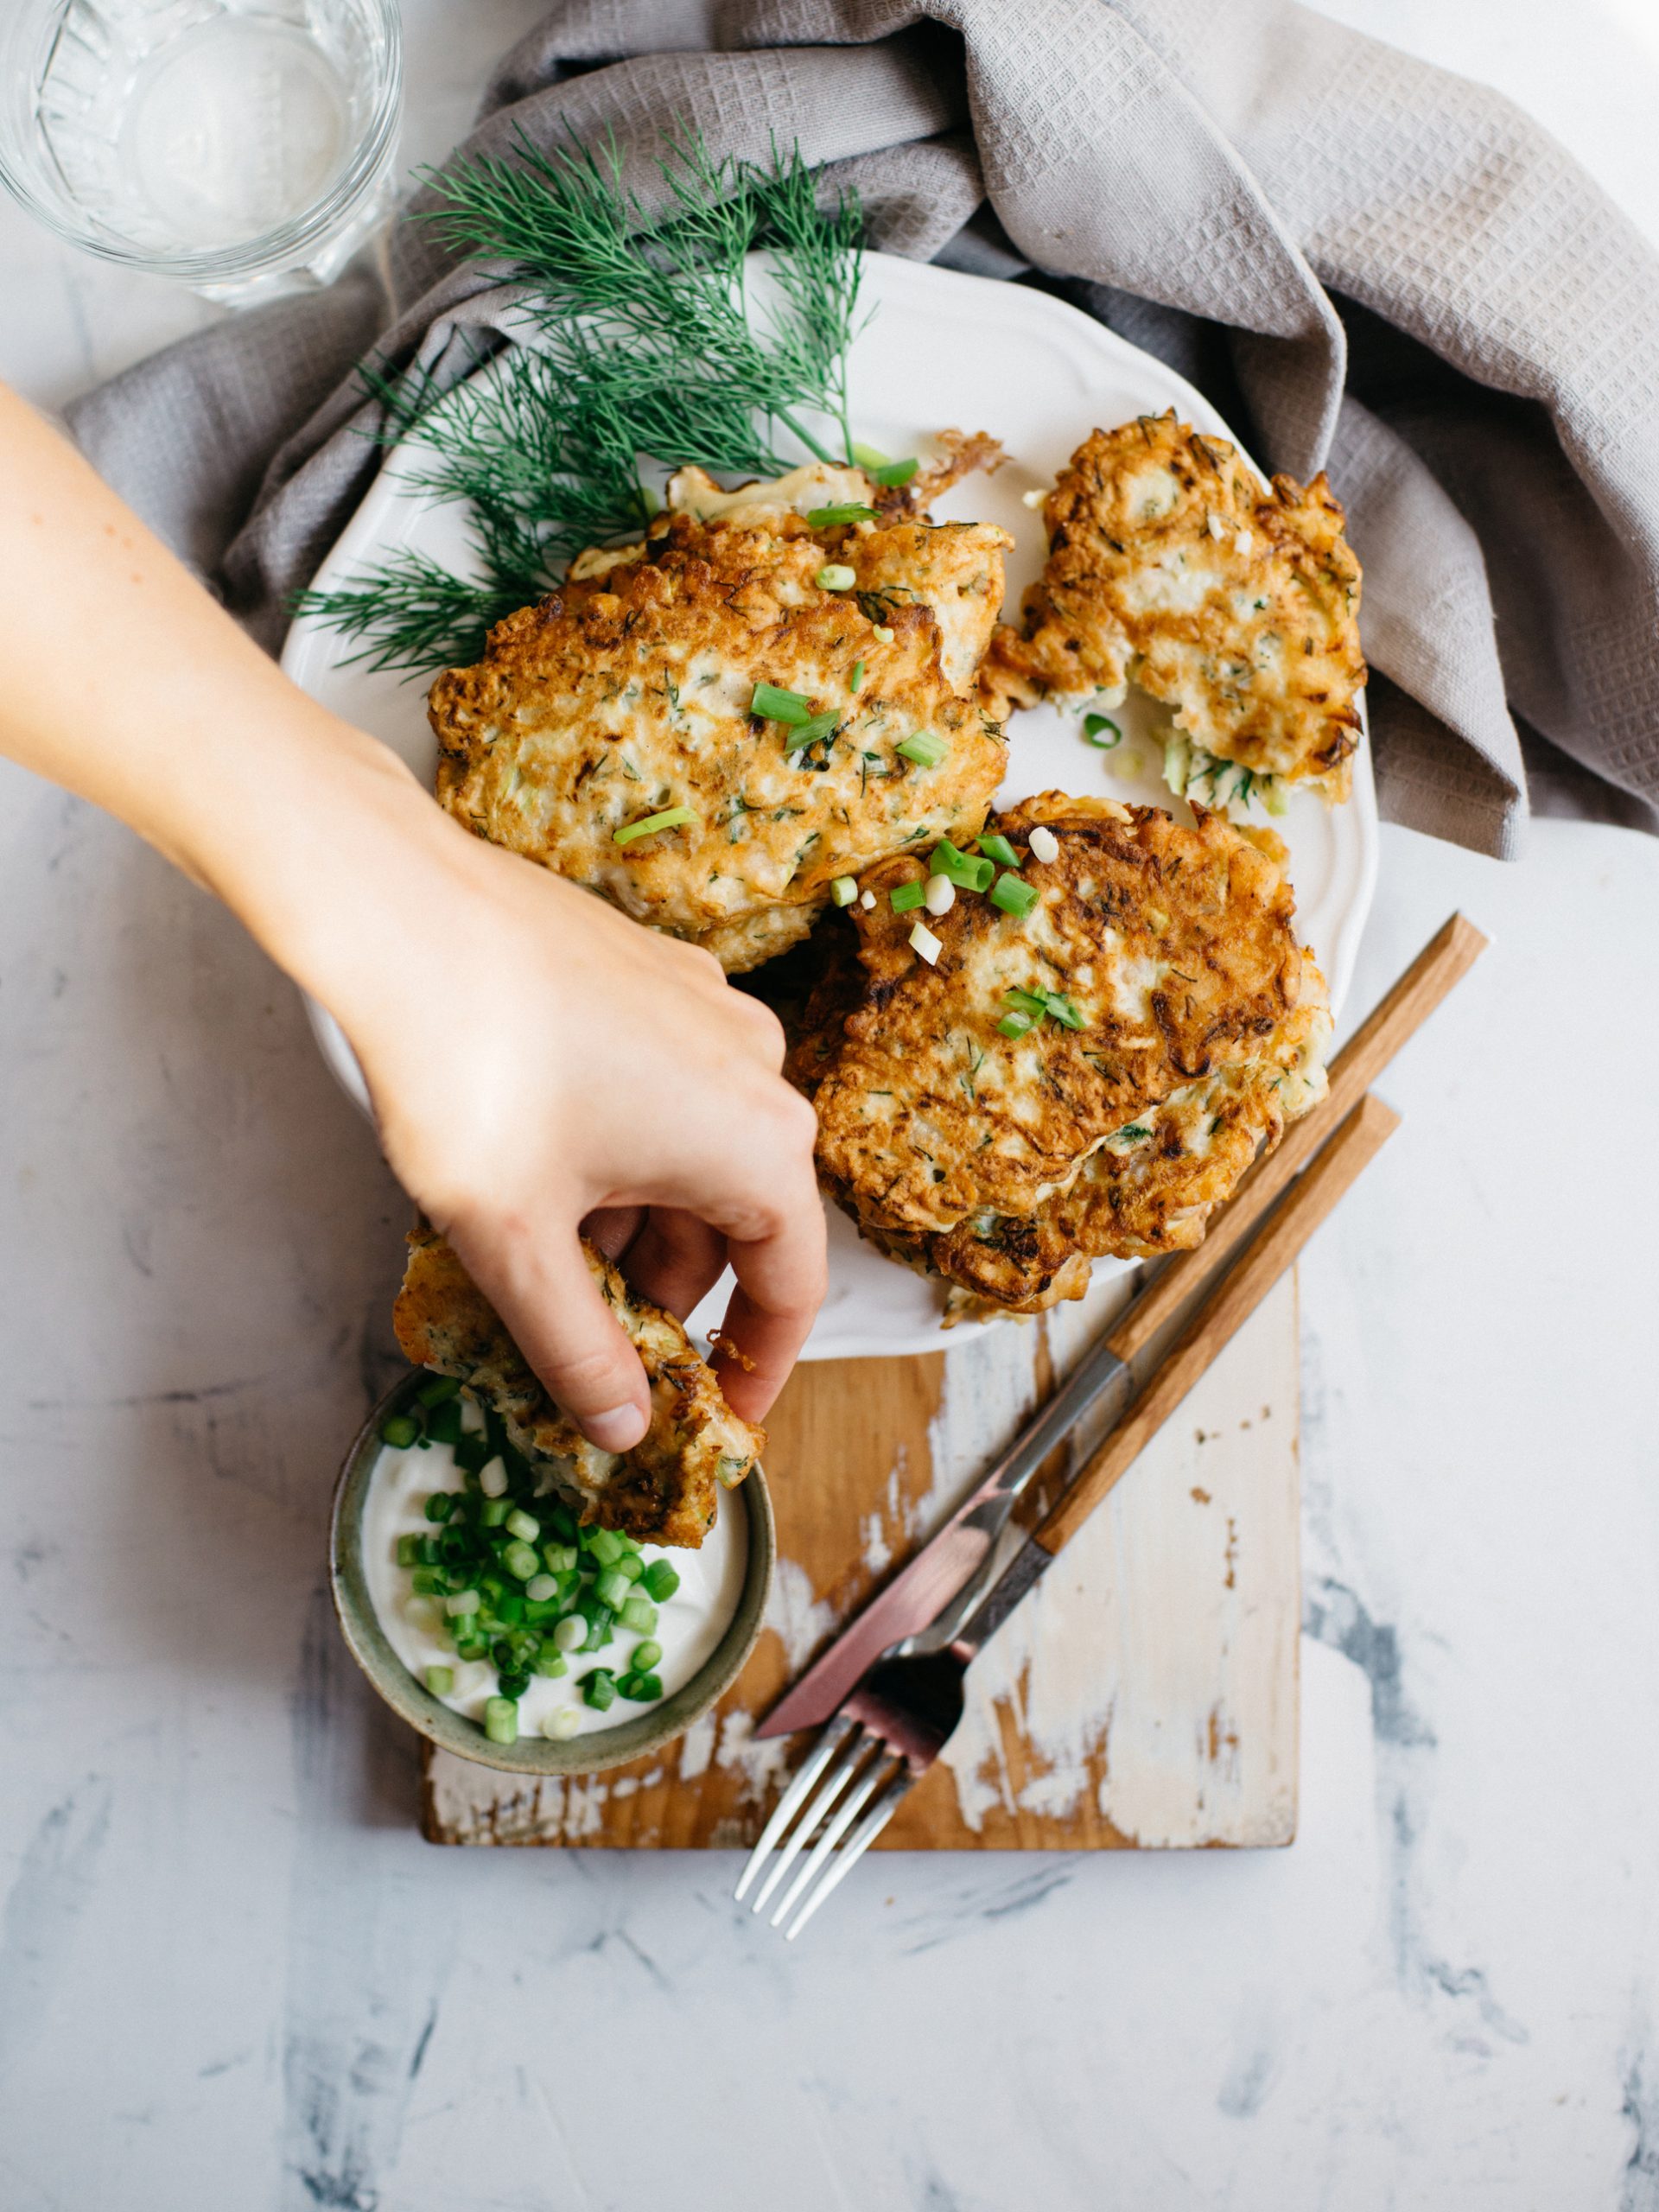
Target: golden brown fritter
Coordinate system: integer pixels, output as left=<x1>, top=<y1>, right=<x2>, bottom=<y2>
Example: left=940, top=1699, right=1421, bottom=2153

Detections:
left=982, top=413, right=1364, bottom=801
left=429, top=480, right=1012, bottom=972
left=804, top=794, right=1318, bottom=1244
left=849, top=970, right=1329, bottom=1316
left=391, top=1227, right=763, bottom=1549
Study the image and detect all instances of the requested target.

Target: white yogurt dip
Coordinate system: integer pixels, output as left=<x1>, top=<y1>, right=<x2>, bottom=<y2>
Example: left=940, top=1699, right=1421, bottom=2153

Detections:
left=363, top=1429, right=748, bottom=1741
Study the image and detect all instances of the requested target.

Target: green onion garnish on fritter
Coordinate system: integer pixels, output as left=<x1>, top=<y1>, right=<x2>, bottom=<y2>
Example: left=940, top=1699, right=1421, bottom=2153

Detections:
left=751, top=680, right=814, bottom=725
left=613, top=805, right=696, bottom=845
left=896, top=730, right=948, bottom=768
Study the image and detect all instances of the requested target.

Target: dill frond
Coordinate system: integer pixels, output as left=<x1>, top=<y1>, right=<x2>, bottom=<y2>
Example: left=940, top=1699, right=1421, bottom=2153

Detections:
left=292, top=128, right=865, bottom=677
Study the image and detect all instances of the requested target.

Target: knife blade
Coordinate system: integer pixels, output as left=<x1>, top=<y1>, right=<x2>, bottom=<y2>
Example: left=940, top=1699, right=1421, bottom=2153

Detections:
left=756, top=1324, right=1134, bottom=1738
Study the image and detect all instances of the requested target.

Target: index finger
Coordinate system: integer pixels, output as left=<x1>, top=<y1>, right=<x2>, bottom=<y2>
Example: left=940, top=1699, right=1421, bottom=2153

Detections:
left=711, top=1198, right=829, bottom=1422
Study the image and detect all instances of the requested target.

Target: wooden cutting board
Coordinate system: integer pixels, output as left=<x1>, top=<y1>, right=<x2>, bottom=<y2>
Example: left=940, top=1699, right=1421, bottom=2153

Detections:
left=421, top=1267, right=1300, bottom=1850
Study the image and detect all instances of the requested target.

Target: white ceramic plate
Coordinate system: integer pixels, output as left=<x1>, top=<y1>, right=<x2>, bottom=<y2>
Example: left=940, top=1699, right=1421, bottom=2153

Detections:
left=282, top=252, right=1377, bottom=1360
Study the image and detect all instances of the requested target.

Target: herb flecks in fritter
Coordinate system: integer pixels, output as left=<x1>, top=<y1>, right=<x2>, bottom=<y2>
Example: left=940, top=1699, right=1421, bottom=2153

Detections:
left=429, top=496, right=1011, bottom=969
left=982, top=413, right=1365, bottom=803
left=792, top=795, right=1329, bottom=1308
left=391, top=1228, right=762, bottom=1549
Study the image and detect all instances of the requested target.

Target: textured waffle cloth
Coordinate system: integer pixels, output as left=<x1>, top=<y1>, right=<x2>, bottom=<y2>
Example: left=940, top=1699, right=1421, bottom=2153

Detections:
left=66, top=0, right=1659, bottom=852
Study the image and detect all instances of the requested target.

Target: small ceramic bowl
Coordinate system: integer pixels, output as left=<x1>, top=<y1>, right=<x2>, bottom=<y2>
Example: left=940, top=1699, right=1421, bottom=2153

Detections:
left=330, top=1370, right=774, bottom=1777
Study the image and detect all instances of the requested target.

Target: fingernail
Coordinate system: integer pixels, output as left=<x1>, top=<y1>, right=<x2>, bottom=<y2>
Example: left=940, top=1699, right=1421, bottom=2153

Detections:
left=583, top=1403, right=648, bottom=1453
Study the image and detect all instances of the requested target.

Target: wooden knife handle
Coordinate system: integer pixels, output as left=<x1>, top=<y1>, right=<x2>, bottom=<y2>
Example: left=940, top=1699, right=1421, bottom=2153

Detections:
left=1033, top=1090, right=1401, bottom=1557
left=1104, top=912, right=1485, bottom=1364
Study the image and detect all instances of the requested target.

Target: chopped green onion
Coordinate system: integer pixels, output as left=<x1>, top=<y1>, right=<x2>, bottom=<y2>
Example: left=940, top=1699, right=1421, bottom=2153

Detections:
left=928, top=839, right=995, bottom=893
left=423, top=1401, right=462, bottom=1446
left=850, top=440, right=890, bottom=470
left=494, top=1590, right=524, bottom=1626
left=395, top=1534, right=421, bottom=1569
left=998, top=1009, right=1035, bottom=1039
left=379, top=1414, right=420, bottom=1450
left=483, top=1697, right=518, bottom=1745
left=871, top=624, right=895, bottom=644
left=615, top=1553, right=645, bottom=1583
left=815, top=563, right=855, bottom=591
left=976, top=833, right=1022, bottom=870
left=896, top=731, right=947, bottom=768
left=1044, top=992, right=1085, bottom=1031
left=548, top=1503, right=579, bottom=1543
left=620, top=1596, right=658, bottom=1634
left=830, top=875, right=858, bottom=906
left=416, top=1375, right=460, bottom=1408
left=872, top=456, right=919, bottom=488
left=541, top=1542, right=578, bottom=1574
left=588, top=1529, right=626, bottom=1567
left=849, top=658, right=865, bottom=692
left=524, top=1573, right=558, bottom=1603
left=534, top=1650, right=569, bottom=1679
left=750, top=680, right=813, bottom=725
left=582, top=1670, right=618, bottom=1713
left=594, top=1567, right=632, bottom=1611
left=642, top=1561, right=681, bottom=1604
left=410, top=1567, right=446, bottom=1595
left=478, top=1457, right=507, bottom=1499
left=580, top=1605, right=614, bottom=1652
left=630, top=1672, right=664, bottom=1701
left=423, top=1491, right=455, bottom=1523
left=613, top=805, right=697, bottom=846
left=889, top=878, right=926, bottom=913
left=423, top=1664, right=454, bottom=1697
left=806, top=502, right=877, bottom=526
left=444, top=1589, right=481, bottom=1616
left=631, top=1639, right=664, bottom=1671
left=478, top=1497, right=509, bottom=1528
left=991, top=872, right=1040, bottom=917
left=783, top=709, right=840, bottom=752
left=504, top=1508, right=539, bottom=1542
left=503, top=1541, right=540, bottom=1581
left=1083, top=713, right=1122, bottom=747
left=553, top=1614, right=588, bottom=1654
left=1004, top=988, right=1049, bottom=1019
left=543, top=1707, right=582, bottom=1741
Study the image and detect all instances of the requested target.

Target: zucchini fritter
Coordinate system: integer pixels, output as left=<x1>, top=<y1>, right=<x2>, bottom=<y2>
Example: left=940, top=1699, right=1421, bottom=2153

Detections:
left=982, top=413, right=1364, bottom=802
left=391, top=1227, right=762, bottom=1548
left=429, top=473, right=1012, bottom=970
left=795, top=794, right=1329, bottom=1310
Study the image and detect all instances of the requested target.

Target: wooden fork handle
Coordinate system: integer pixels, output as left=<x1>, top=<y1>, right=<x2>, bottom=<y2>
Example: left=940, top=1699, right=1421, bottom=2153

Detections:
left=1104, top=912, right=1485, bottom=1364
left=1033, top=1090, right=1401, bottom=1557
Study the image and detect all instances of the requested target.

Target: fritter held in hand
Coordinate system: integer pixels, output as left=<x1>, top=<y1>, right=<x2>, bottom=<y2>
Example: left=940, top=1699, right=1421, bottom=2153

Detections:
left=982, top=413, right=1364, bottom=803
left=391, top=1227, right=762, bottom=1548
left=796, top=794, right=1329, bottom=1312
left=429, top=461, right=1012, bottom=970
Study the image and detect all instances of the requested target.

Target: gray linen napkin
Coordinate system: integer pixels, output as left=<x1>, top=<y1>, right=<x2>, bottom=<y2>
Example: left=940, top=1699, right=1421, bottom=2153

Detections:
left=66, top=0, right=1659, bottom=855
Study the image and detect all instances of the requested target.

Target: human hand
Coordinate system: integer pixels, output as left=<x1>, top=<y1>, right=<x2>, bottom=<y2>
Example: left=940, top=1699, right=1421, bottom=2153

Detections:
left=313, top=787, right=827, bottom=1452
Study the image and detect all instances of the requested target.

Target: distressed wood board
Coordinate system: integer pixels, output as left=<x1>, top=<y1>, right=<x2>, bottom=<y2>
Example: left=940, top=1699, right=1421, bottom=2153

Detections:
left=421, top=1264, right=1300, bottom=1851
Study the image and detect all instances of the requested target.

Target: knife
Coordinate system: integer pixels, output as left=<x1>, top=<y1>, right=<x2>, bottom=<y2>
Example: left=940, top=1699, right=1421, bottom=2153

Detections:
left=756, top=1324, right=1133, bottom=1738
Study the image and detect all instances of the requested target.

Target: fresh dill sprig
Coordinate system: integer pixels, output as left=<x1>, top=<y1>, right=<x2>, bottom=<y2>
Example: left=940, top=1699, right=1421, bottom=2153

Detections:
left=293, top=128, right=865, bottom=677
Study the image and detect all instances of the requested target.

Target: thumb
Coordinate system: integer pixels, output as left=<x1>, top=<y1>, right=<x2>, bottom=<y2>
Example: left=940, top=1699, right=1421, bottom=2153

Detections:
left=455, top=1224, right=652, bottom=1455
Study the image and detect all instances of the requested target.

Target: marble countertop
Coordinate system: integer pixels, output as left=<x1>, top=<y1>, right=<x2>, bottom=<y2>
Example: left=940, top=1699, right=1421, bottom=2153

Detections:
left=3, top=4, right=1658, bottom=2206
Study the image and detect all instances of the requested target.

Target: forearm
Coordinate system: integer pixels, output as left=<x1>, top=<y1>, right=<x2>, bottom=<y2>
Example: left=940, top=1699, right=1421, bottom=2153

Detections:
left=0, top=381, right=446, bottom=1016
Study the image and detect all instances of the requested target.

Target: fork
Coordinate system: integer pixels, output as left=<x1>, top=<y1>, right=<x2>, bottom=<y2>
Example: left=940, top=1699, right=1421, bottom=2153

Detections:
left=735, top=1090, right=1401, bottom=1938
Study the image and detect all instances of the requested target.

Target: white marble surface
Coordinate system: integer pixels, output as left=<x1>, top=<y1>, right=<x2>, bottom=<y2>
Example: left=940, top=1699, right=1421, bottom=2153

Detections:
left=3, top=4, right=1659, bottom=2207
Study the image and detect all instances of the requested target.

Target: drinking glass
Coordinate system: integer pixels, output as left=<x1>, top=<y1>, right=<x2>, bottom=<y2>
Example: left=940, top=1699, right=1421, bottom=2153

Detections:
left=0, top=0, right=403, bottom=302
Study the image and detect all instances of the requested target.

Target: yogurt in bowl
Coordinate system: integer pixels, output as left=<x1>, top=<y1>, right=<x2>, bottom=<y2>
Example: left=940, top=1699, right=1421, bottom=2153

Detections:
left=331, top=1371, right=774, bottom=1777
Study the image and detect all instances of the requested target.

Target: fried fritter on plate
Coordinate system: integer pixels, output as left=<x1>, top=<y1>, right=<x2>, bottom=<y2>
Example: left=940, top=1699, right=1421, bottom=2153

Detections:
left=391, top=1226, right=762, bottom=1548
left=429, top=457, right=1012, bottom=971
left=982, top=413, right=1364, bottom=803
left=794, top=793, right=1329, bottom=1313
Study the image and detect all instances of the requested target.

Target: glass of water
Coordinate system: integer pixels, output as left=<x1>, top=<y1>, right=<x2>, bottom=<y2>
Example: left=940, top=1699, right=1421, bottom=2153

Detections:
left=0, top=0, right=402, bottom=302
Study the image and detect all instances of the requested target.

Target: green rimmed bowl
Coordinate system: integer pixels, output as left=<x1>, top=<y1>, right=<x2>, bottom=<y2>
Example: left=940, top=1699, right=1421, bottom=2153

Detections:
left=329, top=1370, right=774, bottom=1777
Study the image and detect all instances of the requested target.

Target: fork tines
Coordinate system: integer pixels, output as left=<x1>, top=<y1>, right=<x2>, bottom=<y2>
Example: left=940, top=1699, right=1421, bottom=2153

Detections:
left=734, top=1714, right=916, bottom=1940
